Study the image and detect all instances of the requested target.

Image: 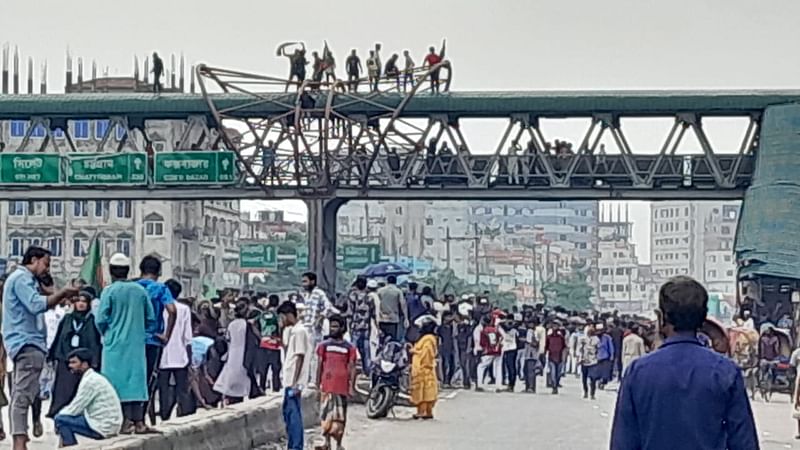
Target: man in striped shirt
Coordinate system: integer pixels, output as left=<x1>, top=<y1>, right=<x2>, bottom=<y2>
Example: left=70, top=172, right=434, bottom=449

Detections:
left=54, top=348, right=123, bottom=447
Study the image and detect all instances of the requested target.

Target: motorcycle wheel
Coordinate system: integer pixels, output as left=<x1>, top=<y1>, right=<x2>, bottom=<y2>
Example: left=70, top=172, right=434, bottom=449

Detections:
left=366, top=385, right=395, bottom=419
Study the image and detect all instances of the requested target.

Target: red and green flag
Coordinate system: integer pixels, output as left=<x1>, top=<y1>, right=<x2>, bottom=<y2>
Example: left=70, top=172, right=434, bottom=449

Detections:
left=78, top=237, right=104, bottom=293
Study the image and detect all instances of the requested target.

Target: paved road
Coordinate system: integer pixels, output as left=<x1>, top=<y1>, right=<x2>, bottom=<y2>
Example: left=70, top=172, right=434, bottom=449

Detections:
left=9, top=377, right=800, bottom=449
left=337, top=377, right=800, bottom=450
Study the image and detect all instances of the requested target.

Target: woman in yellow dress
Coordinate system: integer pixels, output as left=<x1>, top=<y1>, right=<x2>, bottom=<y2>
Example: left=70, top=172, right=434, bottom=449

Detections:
left=410, top=317, right=439, bottom=420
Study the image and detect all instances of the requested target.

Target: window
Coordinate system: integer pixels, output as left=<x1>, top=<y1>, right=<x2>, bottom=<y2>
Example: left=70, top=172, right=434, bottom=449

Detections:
left=95, top=120, right=110, bottom=139
left=72, top=238, right=87, bottom=257
left=47, top=238, right=62, bottom=257
left=616, top=285, right=625, bottom=292
left=53, top=128, right=64, bottom=138
left=204, top=255, right=216, bottom=274
left=724, top=255, right=732, bottom=262
left=601, top=268, right=610, bottom=276
left=116, top=238, right=131, bottom=256
left=579, top=226, right=588, bottom=233
left=9, top=201, right=25, bottom=216
left=27, top=201, right=43, bottom=216
left=559, top=234, right=567, bottom=241
left=601, top=285, right=610, bottom=292
left=31, top=124, right=46, bottom=138
left=73, top=200, right=89, bottom=217
left=425, top=218, right=433, bottom=225
left=709, top=255, right=716, bottom=263
left=115, top=125, right=127, bottom=141
left=46, top=201, right=62, bottom=217
left=616, top=268, right=625, bottom=275
left=577, top=242, right=587, bottom=249
left=425, top=239, right=434, bottom=245
left=117, top=200, right=132, bottom=218
left=73, top=120, right=90, bottom=139
left=94, top=200, right=109, bottom=217
left=721, top=226, right=731, bottom=235
left=708, top=270, right=717, bottom=278
left=145, top=221, right=164, bottom=236
left=10, top=120, right=27, bottom=137
left=10, top=238, right=24, bottom=257
left=726, top=270, right=734, bottom=277
left=395, top=207, right=403, bottom=215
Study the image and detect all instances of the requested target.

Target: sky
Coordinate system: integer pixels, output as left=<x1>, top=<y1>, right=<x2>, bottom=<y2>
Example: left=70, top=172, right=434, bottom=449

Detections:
left=3, top=0, right=798, bottom=262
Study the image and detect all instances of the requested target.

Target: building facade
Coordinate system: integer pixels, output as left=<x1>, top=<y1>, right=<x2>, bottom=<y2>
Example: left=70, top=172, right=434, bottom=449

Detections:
left=650, top=201, right=739, bottom=294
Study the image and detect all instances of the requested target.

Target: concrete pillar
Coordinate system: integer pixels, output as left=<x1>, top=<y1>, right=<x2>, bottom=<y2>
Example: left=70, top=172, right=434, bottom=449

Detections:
left=306, top=197, right=346, bottom=294
left=735, top=104, right=800, bottom=279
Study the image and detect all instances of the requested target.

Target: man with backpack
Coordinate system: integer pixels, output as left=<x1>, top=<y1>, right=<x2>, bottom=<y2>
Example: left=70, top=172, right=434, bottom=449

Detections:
left=257, top=295, right=282, bottom=393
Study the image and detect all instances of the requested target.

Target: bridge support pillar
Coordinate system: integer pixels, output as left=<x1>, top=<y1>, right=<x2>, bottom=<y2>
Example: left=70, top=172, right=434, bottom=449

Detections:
left=306, top=197, right=347, bottom=293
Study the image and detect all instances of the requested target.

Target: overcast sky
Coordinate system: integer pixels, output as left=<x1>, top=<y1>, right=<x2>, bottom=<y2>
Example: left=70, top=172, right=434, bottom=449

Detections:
left=3, top=0, right=797, bottom=262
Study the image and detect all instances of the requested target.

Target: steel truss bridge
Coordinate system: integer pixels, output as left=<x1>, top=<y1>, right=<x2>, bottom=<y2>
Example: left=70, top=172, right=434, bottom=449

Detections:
left=1, top=60, right=799, bottom=288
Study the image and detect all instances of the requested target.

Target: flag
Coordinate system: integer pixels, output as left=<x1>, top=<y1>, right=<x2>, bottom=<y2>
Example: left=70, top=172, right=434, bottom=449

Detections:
left=78, top=237, right=104, bottom=293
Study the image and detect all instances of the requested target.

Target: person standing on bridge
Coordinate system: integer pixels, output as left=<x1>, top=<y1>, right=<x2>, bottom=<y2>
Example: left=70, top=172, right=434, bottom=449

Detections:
left=345, top=49, right=362, bottom=92
left=422, top=41, right=446, bottom=94
left=610, top=276, right=759, bottom=450
left=95, top=253, right=156, bottom=435
left=366, top=50, right=379, bottom=92
left=151, top=52, right=164, bottom=94
left=402, top=50, right=415, bottom=92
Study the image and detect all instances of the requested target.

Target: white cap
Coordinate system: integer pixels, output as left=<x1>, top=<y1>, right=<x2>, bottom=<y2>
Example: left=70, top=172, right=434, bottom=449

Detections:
left=109, top=253, right=131, bottom=267
left=367, top=279, right=378, bottom=289
left=461, top=294, right=470, bottom=300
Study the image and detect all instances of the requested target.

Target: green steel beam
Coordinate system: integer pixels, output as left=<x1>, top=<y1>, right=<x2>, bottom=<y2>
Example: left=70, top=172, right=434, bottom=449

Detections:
left=1, top=90, right=799, bottom=120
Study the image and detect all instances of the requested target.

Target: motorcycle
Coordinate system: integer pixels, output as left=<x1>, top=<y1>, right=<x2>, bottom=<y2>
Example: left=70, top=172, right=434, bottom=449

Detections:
left=366, top=340, right=411, bottom=419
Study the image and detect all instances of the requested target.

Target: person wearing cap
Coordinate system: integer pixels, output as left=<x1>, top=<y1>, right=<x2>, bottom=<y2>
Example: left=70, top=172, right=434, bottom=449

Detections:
left=46, top=290, right=102, bottom=418
left=2, top=246, right=79, bottom=450
left=95, top=253, right=156, bottom=435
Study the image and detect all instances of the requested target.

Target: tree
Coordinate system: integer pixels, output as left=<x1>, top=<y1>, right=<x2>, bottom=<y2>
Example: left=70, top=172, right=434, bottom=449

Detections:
left=419, top=269, right=517, bottom=310
left=541, top=273, right=593, bottom=311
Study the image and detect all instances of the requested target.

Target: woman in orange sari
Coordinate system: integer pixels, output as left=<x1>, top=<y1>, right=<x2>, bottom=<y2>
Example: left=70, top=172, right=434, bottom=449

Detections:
left=410, top=318, right=439, bottom=420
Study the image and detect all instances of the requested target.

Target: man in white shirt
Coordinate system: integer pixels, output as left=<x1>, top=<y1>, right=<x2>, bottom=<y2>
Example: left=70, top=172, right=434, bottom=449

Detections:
left=157, top=280, right=193, bottom=420
left=54, top=348, right=122, bottom=447
left=278, top=301, right=311, bottom=450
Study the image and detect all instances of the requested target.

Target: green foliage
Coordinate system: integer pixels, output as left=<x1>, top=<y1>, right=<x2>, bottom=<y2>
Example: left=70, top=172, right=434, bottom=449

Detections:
left=541, top=274, right=594, bottom=311
left=419, top=269, right=517, bottom=310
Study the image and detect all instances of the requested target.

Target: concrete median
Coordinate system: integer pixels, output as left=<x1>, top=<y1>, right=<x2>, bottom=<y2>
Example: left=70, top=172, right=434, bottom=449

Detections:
left=77, top=391, right=319, bottom=450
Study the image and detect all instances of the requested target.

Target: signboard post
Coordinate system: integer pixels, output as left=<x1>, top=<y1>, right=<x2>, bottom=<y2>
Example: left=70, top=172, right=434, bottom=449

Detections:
left=66, top=153, right=147, bottom=185
left=341, top=244, right=381, bottom=270
left=0, top=154, right=61, bottom=184
left=154, top=151, right=236, bottom=184
left=239, top=243, right=277, bottom=271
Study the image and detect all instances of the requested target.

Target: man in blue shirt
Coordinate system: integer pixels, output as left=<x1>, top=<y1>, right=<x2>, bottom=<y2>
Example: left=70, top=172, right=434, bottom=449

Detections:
left=135, top=256, right=176, bottom=421
left=2, top=246, right=77, bottom=450
left=610, top=276, right=759, bottom=450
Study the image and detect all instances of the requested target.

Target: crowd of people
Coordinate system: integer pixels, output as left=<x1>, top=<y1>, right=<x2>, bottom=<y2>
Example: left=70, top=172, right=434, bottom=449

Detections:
left=0, top=244, right=768, bottom=450
left=280, top=41, right=447, bottom=94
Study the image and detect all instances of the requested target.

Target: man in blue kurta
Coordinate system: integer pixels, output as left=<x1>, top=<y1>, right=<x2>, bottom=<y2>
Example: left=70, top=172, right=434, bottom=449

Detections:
left=94, top=253, right=155, bottom=435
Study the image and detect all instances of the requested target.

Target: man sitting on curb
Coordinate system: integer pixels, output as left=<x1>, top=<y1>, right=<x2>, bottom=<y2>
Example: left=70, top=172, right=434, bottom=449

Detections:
left=54, top=348, right=123, bottom=447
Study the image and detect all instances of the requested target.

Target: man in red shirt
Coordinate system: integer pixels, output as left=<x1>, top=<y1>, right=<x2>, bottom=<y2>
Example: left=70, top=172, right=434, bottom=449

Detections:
left=475, top=315, right=503, bottom=392
left=423, top=42, right=446, bottom=93
left=315, top=315, right=356, bottom=450
left=545, top=322, right=567, bottom=394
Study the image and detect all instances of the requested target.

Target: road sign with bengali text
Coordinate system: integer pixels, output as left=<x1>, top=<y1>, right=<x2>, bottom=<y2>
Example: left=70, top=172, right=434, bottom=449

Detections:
left=154, top=151, right=236, bottom=184
left=0, top=154, right=61, bottom=184
left=67, top=153, right=147, bottom=185
left=341, top=244, right=381, bottom=270
left=239, top=243, right=277, bottom=271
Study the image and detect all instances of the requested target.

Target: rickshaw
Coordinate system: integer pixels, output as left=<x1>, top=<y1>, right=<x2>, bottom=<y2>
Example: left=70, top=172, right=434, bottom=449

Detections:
left=754, top=325, right=795, bottom=402
left=728, top=327, right=760, bottom=399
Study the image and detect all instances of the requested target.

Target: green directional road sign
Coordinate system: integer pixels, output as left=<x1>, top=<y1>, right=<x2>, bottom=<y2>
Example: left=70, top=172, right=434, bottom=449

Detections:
left=341, top=244, right=381, bottom=270
left=154, top=151, right=236, bottom=184
left=67, top=153, right=147, bottom=185
left=239, top=243, right=277, bottom=271
left=295, top=246, right=309, bottom=270
left=0, top=154, right=61, bottom=184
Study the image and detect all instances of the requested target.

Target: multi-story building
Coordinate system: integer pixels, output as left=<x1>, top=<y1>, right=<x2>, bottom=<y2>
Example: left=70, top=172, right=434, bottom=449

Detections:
left=338, top=200, right=472, bottom=278
left=650, top=201, right=739, bottom=294
left=0, top=84, right=242, bottom=296
left=596, top=206, right=661, bottom=313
